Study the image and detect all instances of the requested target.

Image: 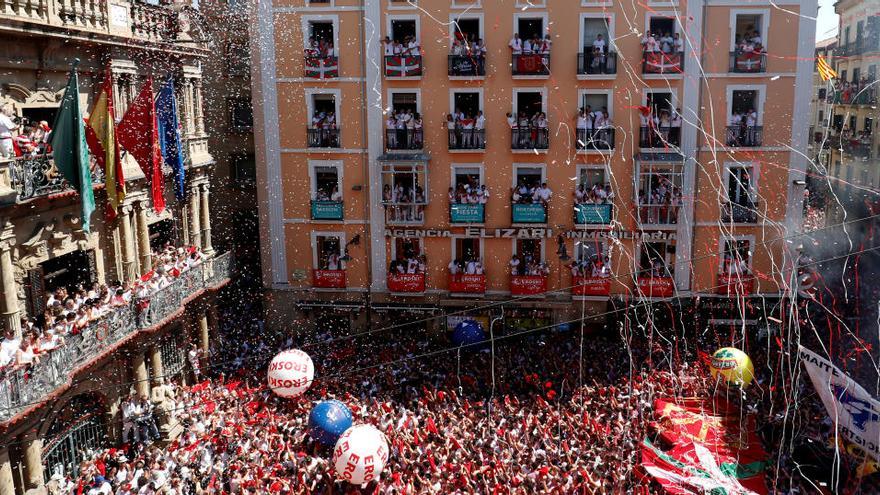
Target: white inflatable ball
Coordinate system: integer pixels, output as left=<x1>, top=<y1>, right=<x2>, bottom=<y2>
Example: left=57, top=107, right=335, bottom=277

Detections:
left=332, top=424, right=390, bottom=485
left=267, top=349, right=314, bottom=398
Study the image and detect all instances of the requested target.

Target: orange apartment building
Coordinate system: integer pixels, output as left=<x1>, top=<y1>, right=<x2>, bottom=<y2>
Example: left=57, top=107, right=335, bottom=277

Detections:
left=250, top=0, right=815, bottom=333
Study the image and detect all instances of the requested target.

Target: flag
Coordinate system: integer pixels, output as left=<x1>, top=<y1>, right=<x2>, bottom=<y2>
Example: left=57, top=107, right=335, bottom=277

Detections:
left=118, top=78, right=165, bottom=213
left=817, top=55, right=838, bottom=81
left=305, top=56, right=338, bottom=79
left=85, top=68, right=125, bottom=217
left=799, top=346, right=880, bottom=462
left=156, top=77, right=185, bottom=201
left=50, top=60, right=95, bottom=232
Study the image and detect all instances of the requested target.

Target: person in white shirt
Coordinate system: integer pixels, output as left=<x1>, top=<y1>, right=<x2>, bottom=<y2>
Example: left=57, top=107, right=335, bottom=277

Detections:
left=534, top=182, right=552, bottom=206
left=0, top=106, right=18, bottom=159
left=509, top=34, right=522, bottom=54
left=407, top=37, right=420, bottom=56
left=383, top=37, right=394, bottom=56
left=448, top=259, right=460, bottom=275
left=673, top=33, right=683, bottom=53
left=509, top=256, right=521, bottom=275
left=474, top=111, right=485, bottom=147
left=479, top=185, right=489, bottom=204
left=330, top=186, right=342, bottom=202
left=0, top=328, right=20, bottom=368
left=522, top=37, right=533, bottom=54
left=466, top=260, right=477, bottom=274
left=406, top=257, right=419, bottom=274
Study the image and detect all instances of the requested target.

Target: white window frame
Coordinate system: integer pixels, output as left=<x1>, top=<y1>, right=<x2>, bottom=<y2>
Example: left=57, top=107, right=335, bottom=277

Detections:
left=729, top=9, right=770, bottom=52
left=722, top=161, right=760, bottom=202
left=511, top=163, right=547, bottom=187
left=574, top=238, right=609, bottom=264
left=311, top=231, right=345, bottom=269
left=451, top=0, right=481, bottom=9
left=451, top=163, right=485, bottom=188
left=304, top=0, right=335, bottom=6
left=581, top=0, right=612, bottom=6
left=451, top=236, right=484, bottom=261
left=305, top=88, right=342, bottom=129
left=644, top=12, right=680, bottom=36
left=449, top=88, right=484, bottom=116
left=577, top=89, right=614, bottom=120
left=301, top=15, right=340, bottom=52
left=637, top=239, right=676, bottom=272
left=642, top=88, right=679, bottom=110
left=309, top=160, right=344, bottom=200
left=578, top=13, right=615, bottom=51
left=449, top=13, right=485, bottom=43
left=717, top=235, right=755, bottom=272
left=512, top=238, right=546, bottom=262
left=512, top=12, right=549, bottom=39
left=391, top=237, right=424, bottom=261
left=512, top=87, right=548, bottom=121
left=726, top=84, right=766, bottom=125
left=387, top=88, right=422, bottom=115
left=576, top=164, right=610, bottom=188
left=386, top=14, right=421, bottom=40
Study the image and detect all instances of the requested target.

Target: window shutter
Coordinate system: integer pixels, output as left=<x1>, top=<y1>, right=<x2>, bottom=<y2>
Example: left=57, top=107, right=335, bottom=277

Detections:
left=24, top=266, right=45, bottom=317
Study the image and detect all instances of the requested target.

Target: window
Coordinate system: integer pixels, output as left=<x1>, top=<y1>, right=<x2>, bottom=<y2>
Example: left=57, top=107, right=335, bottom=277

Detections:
left=386, top=92, right=422, bottom=150
left=451, top=16, right=481, bottom=43
left=720, top=238, right=751, bottom=275
left=307, top=92, right=340, bottom=148
left=865, top=117, right=873, bottom=134
left=308, top=21, right=334, bottom=45
left=648, top=15, right=677, bottom=41
left=726, top=164, right=755, bottom=205
left=382, top=163, right=427, bottom=223
left=231, top=153, right=256, bottom=185
left=516, top=16, right=545, bottom=40
left=391, top=92, right=419, bottom=114
left=639, top=240, right=675, bottom=277
left=314, top=234, right=343, bottom=270
left=310, top=163, right=341, bottom=201
left=514, top=166, right=544, bottom=192
left=224, top=41, right=250, bottom=77
left=390, top=18, right=417, bottom=43
left=646, top=92, right=673, bottom=117
left=227, top=98, right=253, bottom=131
left=727, top=88, right=763, bottom=146
left=733, top=13, right=764, bottom=50
left=515, top=239, right=544, bottom=263
left=637, top=163, right=683, bottom=224
left=391, top=238, right=423, bottom=274
left=454, top=238, right=481, bottom=263
left=573, top=239, right=610, bottom=279
left=452, top=91, right=481, bottom=118
left=452, top=166, right=482, bottom=190
left=853, top=67, right=861, bottom=83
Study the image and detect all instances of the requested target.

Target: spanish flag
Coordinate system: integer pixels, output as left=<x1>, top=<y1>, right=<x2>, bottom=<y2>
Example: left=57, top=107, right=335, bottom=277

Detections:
left=817, top=55, right=838, bottom=82
left=86, top=68, right=125, bottom=217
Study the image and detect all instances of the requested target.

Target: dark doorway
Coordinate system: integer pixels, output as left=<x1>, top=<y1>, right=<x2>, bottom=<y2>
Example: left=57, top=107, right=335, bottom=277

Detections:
left=649, top=16, right=675, bottom=36
left=391, top=93, right=418, bottom=114
left=646, top=92, right=673, bottom=116
left=391, top=20, right=416, bottom=43
left=454, top=93, right=480, bottom=117
left=40, top=250, right=96, bottom=294
left=454, top=18, right=480, bottom=43
left=21, top=107, right=57, bottom=126
left=309, top=21, right=334, bottom=44
left=518, top=17, right=543, bottom=40
left=149, top=219, right=175, bottom=252
left=516, top=92, right=543, bottom=118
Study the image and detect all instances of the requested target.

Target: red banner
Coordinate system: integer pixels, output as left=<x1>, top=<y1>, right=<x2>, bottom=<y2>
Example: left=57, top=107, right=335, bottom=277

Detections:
left=716, top=274, right=755, bottom=295
left=515, top=54, right=548, bottom=74
left=313, top=270, right=346, bottom=289
left=387, top=273, right=426, bottom=293
left=572, top=276, right=611, bottom=296
left=643, top=52, right=682, bottom=74
left=734, top=51, right=763, bottom=72
left=637, top=277, right=674, bottom=297
left=510, top=275, right=547, bottom=296
left=449, top=274, right=486, bottom=294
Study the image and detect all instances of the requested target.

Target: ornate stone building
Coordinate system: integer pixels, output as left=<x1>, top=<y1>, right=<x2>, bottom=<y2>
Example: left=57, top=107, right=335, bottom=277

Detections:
left=0, top=1, right=232, bottom=492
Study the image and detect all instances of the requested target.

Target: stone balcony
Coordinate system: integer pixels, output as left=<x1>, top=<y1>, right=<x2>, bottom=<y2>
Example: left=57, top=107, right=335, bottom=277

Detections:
left=0, top=251, right=233, bottom=423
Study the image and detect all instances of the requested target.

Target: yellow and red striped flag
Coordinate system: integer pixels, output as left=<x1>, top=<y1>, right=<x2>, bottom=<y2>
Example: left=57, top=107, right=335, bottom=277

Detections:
left=817, top=55, right=838, bottom=81
left=85, top=68, right=125, bottom=217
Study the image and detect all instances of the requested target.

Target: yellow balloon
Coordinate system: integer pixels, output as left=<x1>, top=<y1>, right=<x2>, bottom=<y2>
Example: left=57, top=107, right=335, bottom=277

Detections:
left=710, top=347, right=754, bottom=386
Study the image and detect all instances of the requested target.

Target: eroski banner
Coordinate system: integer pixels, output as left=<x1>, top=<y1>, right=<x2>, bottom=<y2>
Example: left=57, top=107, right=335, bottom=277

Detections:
left=799, top=346, right=880, bottom=461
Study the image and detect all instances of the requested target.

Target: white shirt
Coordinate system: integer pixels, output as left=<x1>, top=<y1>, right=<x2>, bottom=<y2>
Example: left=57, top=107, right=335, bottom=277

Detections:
left=522, top=40, right=533, bottom=54
left=466, top=261, right=477, bottom=274
left=0, top=114, right=15, bottom=139
left=592, top=39, right=606, bottom=53
left=535, top=187, right=552, bottom=201
left=448, top=261, right=460, bottom=274
left=509, top=38, right=522, bottom=53
left=475, top=115, right=485, bottom=129
left=0, top=337, right=20, bottom=367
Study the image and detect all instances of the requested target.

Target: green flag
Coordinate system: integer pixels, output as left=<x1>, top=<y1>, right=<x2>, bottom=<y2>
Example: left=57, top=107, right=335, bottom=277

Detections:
left=50, top=59, right=95, bottom=232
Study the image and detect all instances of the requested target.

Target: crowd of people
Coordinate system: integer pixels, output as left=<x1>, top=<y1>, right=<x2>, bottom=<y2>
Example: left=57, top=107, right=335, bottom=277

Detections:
left=575, top=107, right=614, bottom=149
left=511, top=181, right=552, bottom=206
left=447, top=258, right=485, bottom=276
left=727, top=108, right=761, bottom=146
left=446, top=109, right=485, bottom=149
left=638, top=179, right=683, bottom=224
left=313, top=185, right=342, bottom=203
left=507, top=111, right=549, bottom=148
left=569, top=254, right=611, bottom=279
left=0, top=105, right=51, bottom=159
left=573, top=182, right=613, bottom=205
left=0, top=246, right=204, bottom=376
left=309, top=111, right=339, bottom=148
left=382, top=36, right=421, bottom=57
left=508, top=33, right=552, bottom=55
left=448, top=180, right=489, bottom=206
left=304, top=37, right=337, bottom=59
left=640, top=31, right=684, bottom=54
left=385, top=109, right=424, bottom=150
left=830, top=76, right=877, bottom=105
left=449, top=35, right=486, bottom=76
left=720, top=253, right=751, bottom=277
left=639, top=107, right=682, bottom=147
left=382, top=183, right=426, bottom=222
left=390, top=254, right=427, bottom=275
left=509, top=254, right=550, bottom=277
left=734, top=30, right=765, bottom=54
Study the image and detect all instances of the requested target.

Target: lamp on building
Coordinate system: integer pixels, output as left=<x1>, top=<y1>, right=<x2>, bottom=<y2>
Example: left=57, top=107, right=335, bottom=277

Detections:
left=556, top=234, right=571, bottom=262
left=340, top=234, right=361, bottom=263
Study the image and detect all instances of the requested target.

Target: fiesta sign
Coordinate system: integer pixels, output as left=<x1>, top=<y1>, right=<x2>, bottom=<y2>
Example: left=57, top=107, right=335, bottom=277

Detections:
left=384, top=228, right=676, bottom=241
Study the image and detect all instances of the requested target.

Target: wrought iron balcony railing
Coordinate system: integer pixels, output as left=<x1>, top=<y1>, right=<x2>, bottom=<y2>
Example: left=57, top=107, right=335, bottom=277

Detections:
left=448, top=129, right=485, bottom=150
left=307, top=128, right=340, bottom=148
left=385, top=129, right=423, bottom=151
left=721, top=200, right=760, bottom=223
left=577, top=51, right=617, bottom=75
left=0, top=252, right=233, bottom=422
left=638, top=126, right=681, bottom=148
left=5, top=155, right=104, bottom=202
left=511, top=128, right=549, bottom=150
left=576, top=128, right=615, bottom=150
left=725, top=126, right=764, bottom=147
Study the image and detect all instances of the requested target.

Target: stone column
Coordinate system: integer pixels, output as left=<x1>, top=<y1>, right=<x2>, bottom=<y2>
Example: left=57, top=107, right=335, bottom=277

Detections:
left=193, top=78, right=205, bottom=135
left=137, top=201, right=152, bottom=272
left=199, top=184, right=214, bottom=256
left=0, top=447, right=14, bottom=495
left=119, top=205, right=138, bottom=281
left=0, top=239, right=20, bottom=338
left=188, top=185, right=202, bottom=249
left=131, top=350, right=150, bottom=399
left=198, top=312, right=210, bottom=357
left=149, top=345, right=164, bottom=385
left=21, top=430, right=43, bottom=490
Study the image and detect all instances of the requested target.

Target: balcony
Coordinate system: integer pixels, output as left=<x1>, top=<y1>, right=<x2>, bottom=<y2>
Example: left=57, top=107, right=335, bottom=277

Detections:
left=304, top=55, right=338, bottom=79
left=574, top=203, right=612, bottom=225
left=448, top=129, right=485, bottom=151
left=843, top=140, right=873, bottom=161
left=311, top=200, right=344, bottom=221
left=572, top=276, right=611, bottom=297
left=638, top=202, right=681, bottom=225
left=511, top=128, right=549, bottom=150
left=448, top=54, right=485, bottom=77
left=729, top=51, right=766, bottom=73
left=449, top=274, right=486, bottom=295
left=2, top=155, right=104, bottom=204
left=384, top=55, right=423, bottom=78
left=385, top=129, right=423, bottom=151
left=639, top=127, right=681, bottom=148
left=312, top=269, right=346, bottom=288
left=832, top=88, right=877, bottom=106
left=576, top=128, right=615, bottom=151
left=307, top=128, right=340, bottom=149
left=725, top=126, right=763, bottom=147
left=642, top=52, right=684, bottom=74
left=716, top=273, right=755, bottom=295
left=511, top=53, right=550, bottom=76
left=0, top=252, right=233, bottom=422
left=450, top=203, right=485, bottom=223
left=511, top=203, right=547, bottom=224
left=577, top=51, right=617, bottom=75
left=721, top=201, right=759, bottom=223
left=384, top=202, right=425, bottom=225
left=637, top=276, right=674, bottom=297
left=387, top=272, right=426, bottom=294
left=510, top=275, right=547, bottom=296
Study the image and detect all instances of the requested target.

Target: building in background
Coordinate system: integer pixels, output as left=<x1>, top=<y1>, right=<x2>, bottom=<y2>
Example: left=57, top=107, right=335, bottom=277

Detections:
left=0, top=2, right=232, bottom=491
left=250, top=1, right=815, bottom=337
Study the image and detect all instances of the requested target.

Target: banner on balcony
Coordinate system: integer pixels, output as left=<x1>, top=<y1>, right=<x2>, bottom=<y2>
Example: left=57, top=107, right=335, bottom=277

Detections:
left=387, top=273, right=426, bottom=293
left=305, top=57, right=339, bottom=79
left=311, top=201, right=344, bottom=220
left=572, top=276, right=611, bottom=296
left=512, top=204, right=547, bottom=224
left=638, top=277, right=674, bottom=297
left=716, top=274, right=755, bottom=295
left=734, top=51, right=764, bottom=72
left=510, top=275, right=547, bottom=296
left=313, top=270, right=346, bottom=288
left=385, top=56, right=422, bottom=77
left=644, top=52, right=682, bottom=74
left=449, top=274, right=486, bottom=294
left=574, top=204, right=612, bottom=224
left=450, top=204, right=484, bottom=223
left=451, top=57, right=476, bottom=74
left=516, top=54, right=548, bottom=74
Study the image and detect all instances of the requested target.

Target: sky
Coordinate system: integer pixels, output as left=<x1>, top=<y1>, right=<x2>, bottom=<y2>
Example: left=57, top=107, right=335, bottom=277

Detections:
left=816, top=0, right=840, bottom=41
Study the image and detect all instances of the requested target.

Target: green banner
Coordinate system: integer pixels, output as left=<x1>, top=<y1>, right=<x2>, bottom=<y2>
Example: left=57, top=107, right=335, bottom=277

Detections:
left=311, top=201, right=344, bottom=220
